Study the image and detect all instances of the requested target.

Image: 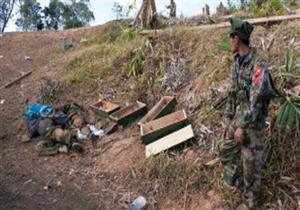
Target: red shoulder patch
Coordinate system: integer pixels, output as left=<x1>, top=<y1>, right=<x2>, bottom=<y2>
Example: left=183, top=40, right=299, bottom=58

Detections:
left=252, top=66, right=263, bottom=86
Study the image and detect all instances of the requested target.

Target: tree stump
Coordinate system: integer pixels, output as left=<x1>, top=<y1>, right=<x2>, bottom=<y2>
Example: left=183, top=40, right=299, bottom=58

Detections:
left=132, top=0, right=157, bottom=29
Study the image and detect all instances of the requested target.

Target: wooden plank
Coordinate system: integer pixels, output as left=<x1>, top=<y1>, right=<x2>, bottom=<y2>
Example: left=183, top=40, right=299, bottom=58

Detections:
left=141, top=14, right=300, bottom=35
left=110, top=101, right=147, bottom=126
left=0, top=71, right=32, bottom=90
left=145, top=125, right=194, bottom=157
left=138, top=96, right=176, bottom=125
left=141, top=109, right=189, bottom=144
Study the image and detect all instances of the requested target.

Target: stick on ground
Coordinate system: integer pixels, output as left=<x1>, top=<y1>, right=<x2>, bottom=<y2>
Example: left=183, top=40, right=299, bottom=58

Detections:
left=0, top=71, right=33, bottom=90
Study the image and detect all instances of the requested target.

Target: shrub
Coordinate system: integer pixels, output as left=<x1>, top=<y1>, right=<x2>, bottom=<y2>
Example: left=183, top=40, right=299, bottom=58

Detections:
left=250, top=0, right=286, bottom=16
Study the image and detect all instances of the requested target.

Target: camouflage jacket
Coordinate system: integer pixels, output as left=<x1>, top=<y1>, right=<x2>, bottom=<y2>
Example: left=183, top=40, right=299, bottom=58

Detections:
left=224, top=47, right=271, bottom=129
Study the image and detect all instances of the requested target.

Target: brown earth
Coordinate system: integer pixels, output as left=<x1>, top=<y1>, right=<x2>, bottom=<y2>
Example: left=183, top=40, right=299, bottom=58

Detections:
left=0, top=28, right=226, bottom=210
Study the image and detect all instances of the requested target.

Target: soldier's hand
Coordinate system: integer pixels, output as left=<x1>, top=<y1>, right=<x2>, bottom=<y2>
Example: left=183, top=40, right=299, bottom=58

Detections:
left=234, top=128, right=244, bottom=143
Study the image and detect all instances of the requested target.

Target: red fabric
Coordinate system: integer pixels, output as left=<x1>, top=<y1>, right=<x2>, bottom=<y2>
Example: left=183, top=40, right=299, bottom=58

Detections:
left=252, top=66, right=263, bottom=86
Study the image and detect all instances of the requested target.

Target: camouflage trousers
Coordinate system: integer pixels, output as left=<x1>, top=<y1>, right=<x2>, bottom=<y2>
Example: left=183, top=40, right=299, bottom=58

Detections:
left=220, top=118, right=264, bottom=209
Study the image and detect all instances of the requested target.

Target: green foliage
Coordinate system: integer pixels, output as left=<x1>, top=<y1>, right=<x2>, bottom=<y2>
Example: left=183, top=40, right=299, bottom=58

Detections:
left=121, top=38, right=152, bottom=78
left=65, top=24, right=145, bottom=90
left=105, top=25, right=123, bottom=42
left=217, top=39, right=231, bottom=52
left=275, top=98, right=300, bottom=131
left=112, top=2, right=123, bottom=20
left=17, top=0, right=94, bottom=31
left=62, top=0, right=94, bottom=29
left=122, top=47, right=145, bottom=77
left=250, top=0, right=286, bottom=17
left=0, top=0, right=16, bottom=32
left=281, top=51, right=300, bottom=86
left=16, top=0, right=42, bottom=31
left=226, top=0, right=240, bottom=14
left=274, top=50, right=300, bottom=135
left=43, top=0, right=64, bottom=30
left=66, top=55, right=98, bottom=85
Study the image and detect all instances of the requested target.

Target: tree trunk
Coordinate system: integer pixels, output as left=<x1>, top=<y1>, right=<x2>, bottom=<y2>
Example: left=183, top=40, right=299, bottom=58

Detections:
left=0, top=0, right=16, bottom=32
left=133, top=0, right=157, bottom=29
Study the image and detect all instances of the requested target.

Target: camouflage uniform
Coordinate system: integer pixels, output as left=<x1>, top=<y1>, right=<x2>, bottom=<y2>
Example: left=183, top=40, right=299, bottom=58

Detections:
left=220, top=46, right=272, bottom=209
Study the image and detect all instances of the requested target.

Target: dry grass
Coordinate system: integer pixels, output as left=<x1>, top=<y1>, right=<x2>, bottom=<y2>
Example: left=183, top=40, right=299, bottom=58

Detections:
left=61, top=19, right=300, bottom=209
left=125, top=153, right=217, bottom=209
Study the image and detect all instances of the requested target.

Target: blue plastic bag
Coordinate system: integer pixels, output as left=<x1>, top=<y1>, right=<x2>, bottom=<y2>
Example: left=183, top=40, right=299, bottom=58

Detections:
left=24, top=104, right=53, bottom=120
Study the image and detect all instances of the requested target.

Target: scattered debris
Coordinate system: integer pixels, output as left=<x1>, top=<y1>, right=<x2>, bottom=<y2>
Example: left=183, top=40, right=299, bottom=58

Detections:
left=22, top=100, right=125, bottom=156
left=24, top=104, right=53, bottom=119
left=21, top=134, right=31, bottom=143
left=87, top=124, right=105, bottom=137
left=161, top=52, right=188, bottom=91
left=76, top=129, right=88, bottom=140
left=24, top=56, right=32, bottom=61
left=0, top=70, right=33, bottom=90
left=131, top=196, right=147, bottom=210
left=61, top=42, right=73, bottom=50
left=0, top=99, right=4, bottom=104
left=0, top=55, right=3, bottom=59
left=23, top=179, right=33, bottom=185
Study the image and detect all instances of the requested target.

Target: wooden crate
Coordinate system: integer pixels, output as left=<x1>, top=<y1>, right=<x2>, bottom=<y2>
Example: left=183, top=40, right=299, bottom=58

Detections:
left=138, top=96, right=176, bottom=125
left=145, top=125, right=194, bottom=157
left=141, top=109, right=189, bottom=145
left=110, top=101, right=147, bottom=126
left=90, top=100, right=120, bottom=118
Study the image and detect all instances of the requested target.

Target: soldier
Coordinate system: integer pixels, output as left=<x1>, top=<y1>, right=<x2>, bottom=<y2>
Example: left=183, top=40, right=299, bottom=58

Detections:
left=166, top=0, right=176, bottom=18
left=220, top=18, right=273, bottom=210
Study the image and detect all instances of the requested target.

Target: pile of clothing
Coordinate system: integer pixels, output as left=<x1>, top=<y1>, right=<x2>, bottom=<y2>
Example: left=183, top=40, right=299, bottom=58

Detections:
left=23, top=103, right=107, bottom=156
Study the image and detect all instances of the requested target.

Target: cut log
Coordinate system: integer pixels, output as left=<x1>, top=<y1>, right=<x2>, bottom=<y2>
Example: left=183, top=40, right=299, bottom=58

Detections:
left=0, top=71, right=32, bottom=90
left=145, top=124, right=194, bottom=157
left=141, top=14, right=300, bottom=34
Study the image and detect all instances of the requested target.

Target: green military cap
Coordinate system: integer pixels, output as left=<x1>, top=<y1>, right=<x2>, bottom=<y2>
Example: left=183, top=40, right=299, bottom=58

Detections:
left=229, top=18, right=253, bottom=41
